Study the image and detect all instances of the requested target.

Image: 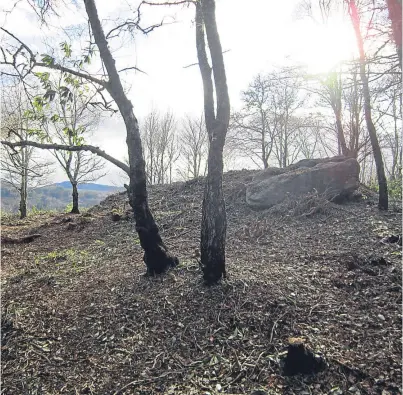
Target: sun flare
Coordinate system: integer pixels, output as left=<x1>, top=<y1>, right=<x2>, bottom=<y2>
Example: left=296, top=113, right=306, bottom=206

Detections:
left=291, top=17, right=358, bottom=74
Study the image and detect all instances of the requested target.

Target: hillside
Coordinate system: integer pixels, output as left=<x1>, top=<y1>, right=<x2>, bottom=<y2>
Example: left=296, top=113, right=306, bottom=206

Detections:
left=1, top=170, right=402, bottom=395
left=55, top=181, right=123, bottom=192
left=1, top=182, right=124, bottom=213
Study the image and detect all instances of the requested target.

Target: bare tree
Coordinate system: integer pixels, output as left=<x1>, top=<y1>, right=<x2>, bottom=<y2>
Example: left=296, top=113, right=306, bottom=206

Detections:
left=1, top=86, right=52, bottom=218
left=348, top=0, right=388, bottom=209
left=269, top=68, right=306, bottom=168
left=156, top=111, right=177, bottom=183
left=306, top=63, right=370, bottom=159
left=142, top=110, right=179, bottom=184
left=166, top=126, right=181, bottom=184
left=142, top=109, right=160, bottom=184
left=374, top=74, right=402, bottom=181
left=42, top=76, right=106, bottom=214
left=293, top=114, right=329, bottom=159
left=315, top=70, right=350, bottom=156
left=231, top=74, right=275, bottom=169
left=233, top=68, right=306, bottom=169
left=196, top=0, right=230, bottom=284
left=178, top=114, right=208, bottom=179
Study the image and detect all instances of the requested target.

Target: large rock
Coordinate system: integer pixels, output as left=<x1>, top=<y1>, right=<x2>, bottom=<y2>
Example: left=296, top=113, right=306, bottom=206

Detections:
left=246, top=157, right=360, bottom=209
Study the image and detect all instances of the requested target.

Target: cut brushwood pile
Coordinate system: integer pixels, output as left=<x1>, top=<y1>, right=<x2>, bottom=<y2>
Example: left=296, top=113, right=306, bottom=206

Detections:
left=1, top=170, right=401, bottom=394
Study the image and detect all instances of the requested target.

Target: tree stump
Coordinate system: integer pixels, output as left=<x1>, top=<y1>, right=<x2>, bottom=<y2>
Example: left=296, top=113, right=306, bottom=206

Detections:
left=282, top=337, right=326, bottom=376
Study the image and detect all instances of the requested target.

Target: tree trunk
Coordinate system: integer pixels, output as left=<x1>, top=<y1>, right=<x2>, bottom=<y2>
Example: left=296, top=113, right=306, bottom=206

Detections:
left=335, top=112, right=349, bottom=156
left=84, top=0, right=178, bottom=274
left=386, top=0, right=402, bottom=68
left=349, top=0, right=388, bottom=210
left=201, top=139, right=227, bottom=284
left=328, top=71, right=349, bottom=157
left=262, top=153, right=269, bottom=169
left=19, top=187, right=27, bottom=219
left=196, top=0, right=230, bottom=284
left=20, top=152, right=28, bottom=219
left=71, top=182, right=80, bottom=214
left=260, top=109, right=269, bottom=169
left=283, top=136, right=288, bottom=168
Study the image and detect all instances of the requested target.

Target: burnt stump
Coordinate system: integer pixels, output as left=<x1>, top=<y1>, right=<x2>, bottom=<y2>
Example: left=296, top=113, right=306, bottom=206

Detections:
left=282, top=337, right=326, bottom=376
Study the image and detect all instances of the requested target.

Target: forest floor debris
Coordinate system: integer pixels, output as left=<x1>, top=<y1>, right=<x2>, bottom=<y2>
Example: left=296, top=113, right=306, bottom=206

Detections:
left=1, top=170, right=402, bottom=394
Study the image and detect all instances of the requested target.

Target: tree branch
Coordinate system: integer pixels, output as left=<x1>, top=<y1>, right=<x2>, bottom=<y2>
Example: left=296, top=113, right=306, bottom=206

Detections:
left=1, top=140, right=129, bottom=174
left=1, top=27, right=109, bottom=88
left=195, top=1, right=215, bottom=131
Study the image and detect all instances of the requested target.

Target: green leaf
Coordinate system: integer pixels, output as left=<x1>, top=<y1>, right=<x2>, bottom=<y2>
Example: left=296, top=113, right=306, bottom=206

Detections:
left=63, top=127, right=73, bottom=136
left=44, top=89, right=57, bottom=102
left=34, top=71, right=50, bottom=83
left=50, top=114, right=60, bottom=123
left=73, top=136, right=85, bottom=146
left=60, top=42, right=72, bottom=58
left=33, top=96, right=45, bottom=111
left=41, top=54, right=55, bottom=66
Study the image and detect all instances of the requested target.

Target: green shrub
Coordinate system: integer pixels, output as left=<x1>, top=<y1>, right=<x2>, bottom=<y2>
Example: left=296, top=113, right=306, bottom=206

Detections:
left=28, top=206, right=53, bottom=216
left=64, top=202, right=73, bottom=213
left=388, top=177, right=402, bottom=200
left=367, top=177, right=402, bottom=200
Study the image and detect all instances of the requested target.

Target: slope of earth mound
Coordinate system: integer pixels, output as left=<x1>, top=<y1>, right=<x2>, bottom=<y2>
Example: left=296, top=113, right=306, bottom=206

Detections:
left=1, top=170, right=401, bottom=395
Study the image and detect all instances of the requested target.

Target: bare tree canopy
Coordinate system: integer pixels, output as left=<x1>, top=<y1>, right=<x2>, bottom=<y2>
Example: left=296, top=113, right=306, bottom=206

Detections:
left=1, top=85, right=53, bottom=218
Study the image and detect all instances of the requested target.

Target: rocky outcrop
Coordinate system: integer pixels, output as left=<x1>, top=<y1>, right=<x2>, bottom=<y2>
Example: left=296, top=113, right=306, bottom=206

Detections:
left=246, top=157, right=360, bottom=210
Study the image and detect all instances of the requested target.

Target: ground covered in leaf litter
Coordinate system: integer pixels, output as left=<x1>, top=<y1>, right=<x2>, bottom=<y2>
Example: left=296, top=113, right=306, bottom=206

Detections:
left=1, top=170, right=402, bottom=395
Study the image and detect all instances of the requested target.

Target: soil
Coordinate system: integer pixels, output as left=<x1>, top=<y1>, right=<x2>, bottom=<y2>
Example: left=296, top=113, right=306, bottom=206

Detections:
left=1, top=170, right=402, bottom=395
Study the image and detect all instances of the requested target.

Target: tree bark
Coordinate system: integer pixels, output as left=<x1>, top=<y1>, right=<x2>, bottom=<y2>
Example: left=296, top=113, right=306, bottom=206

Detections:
left=19, top=151, right=28, bottom=219
left=330, top=72, right=349, bottom=157
left=260, top=109, right=269, bottom=169
left=71, top=182, right=80, bottom=214
left=19, top=186, right=27, bottom=219
left=349, top=0, right=388, bottom=210
left=196, top=0, right=230, bottom=285
left=335, top=112, right=349, bottom=157
left=83, top=0, right=178, bottom=274
left=386, top=0, right=402, bottom=69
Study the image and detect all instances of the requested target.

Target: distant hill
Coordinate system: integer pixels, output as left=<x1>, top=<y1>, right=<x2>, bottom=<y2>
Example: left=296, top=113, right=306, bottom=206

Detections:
left=55, top=181, right=122, bottom=192
left=1, top=182, right=125, bottom=213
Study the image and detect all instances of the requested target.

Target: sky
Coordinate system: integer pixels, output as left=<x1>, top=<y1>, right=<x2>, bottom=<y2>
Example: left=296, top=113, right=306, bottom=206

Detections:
left=0, top=0, right=358, bottom=185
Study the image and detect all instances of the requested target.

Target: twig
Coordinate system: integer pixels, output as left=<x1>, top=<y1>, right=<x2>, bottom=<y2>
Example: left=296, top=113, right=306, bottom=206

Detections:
left=113, top=370, right=183, bottom=395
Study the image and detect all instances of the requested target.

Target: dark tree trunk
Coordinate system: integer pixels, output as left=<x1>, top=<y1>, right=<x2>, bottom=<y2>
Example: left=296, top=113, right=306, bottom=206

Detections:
left=19, top=189, right=27, bottom=219
left=19, top=167, right=27, bottom=219
left=196, top=0, right=230, bottom=285
left=335, top=113, right=350, bottom=157
left=126, top=117, right=178, bottom=275
left=261, top=110, right=269, bottom=169
left=349, top=0, right=388, bottom=210
left=84, top=0, right=178, bottom=274
left=71, top=182, right=80, bottom=214
left=283, top=137, right=288, bottom=168
left=201, top=130, right=227, bottom=284
left=386, top=0, right=402, bottom=68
